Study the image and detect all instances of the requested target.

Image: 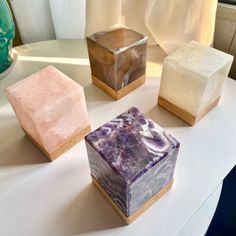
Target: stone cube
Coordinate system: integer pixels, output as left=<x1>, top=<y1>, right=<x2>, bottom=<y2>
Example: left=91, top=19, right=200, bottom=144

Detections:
left=85, top=107, right=179, bottom=224
left=5, top=66, right=90, bottom=160
left=87, top=28, right=148, bottom=100
left=158, top=41, right=234, bottom=125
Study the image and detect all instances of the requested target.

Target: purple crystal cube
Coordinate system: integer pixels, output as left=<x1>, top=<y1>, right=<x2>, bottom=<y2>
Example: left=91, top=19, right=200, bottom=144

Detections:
left=85, top=107, right=180, bottom=217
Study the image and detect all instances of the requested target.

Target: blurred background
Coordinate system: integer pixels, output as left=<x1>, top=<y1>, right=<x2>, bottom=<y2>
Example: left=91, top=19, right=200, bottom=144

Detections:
left=7, top=0, right=236, bottom=79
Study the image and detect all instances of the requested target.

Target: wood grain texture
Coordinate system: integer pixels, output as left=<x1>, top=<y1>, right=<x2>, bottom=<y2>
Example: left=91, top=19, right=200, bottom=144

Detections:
left=92, top=74, right=145, bottom=100
left=22, top=125, right=91, bottom=161
left=92, top=175, right=173, bottom=225
left=158, top=96, right=220, bottom=126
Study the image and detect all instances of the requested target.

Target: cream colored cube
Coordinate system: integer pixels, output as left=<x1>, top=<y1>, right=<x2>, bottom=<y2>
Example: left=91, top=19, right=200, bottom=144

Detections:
left=158, top=41, right=234, bottom=125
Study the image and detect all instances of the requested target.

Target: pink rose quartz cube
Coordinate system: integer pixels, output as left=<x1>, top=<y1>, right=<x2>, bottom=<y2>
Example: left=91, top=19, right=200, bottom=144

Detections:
left=5, top=66, right=91, bottom=160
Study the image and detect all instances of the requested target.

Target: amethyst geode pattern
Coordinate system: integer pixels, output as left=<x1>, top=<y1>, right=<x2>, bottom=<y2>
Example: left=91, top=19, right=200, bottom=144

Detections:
left=85, top=107, right=180, bottom=216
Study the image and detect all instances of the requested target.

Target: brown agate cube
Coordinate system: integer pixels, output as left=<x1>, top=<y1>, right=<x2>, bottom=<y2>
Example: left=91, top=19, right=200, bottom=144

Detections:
left=87, top=28, right=148, bottom=100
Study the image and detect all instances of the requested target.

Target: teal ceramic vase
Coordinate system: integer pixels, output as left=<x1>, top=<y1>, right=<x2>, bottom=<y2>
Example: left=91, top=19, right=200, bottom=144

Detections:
left=0, top=0, right=15, bottom=74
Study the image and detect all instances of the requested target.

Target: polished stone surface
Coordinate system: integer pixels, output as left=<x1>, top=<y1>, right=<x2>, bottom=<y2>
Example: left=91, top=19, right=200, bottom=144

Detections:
left=87, top=28, right=147, bottom=91
left=85, top=107, right=179, bottom=216
left=159, top=41, right=234, bottom=116
left=5, top=65, right=90, bottom=153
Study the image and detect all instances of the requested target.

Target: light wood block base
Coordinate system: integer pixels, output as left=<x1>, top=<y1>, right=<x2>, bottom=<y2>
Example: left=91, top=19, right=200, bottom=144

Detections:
left=92, top=175, right=173, bottom=224
left=23, top=125, right=91, bottom=161
left=92, top=75, right=146, bottom=100
left=158, top=96, right=220, bottom=126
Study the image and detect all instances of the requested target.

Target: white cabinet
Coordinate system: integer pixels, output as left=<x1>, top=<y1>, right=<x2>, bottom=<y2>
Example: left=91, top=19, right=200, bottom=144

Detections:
left=214, top=3, right=236, bottom=79
left=10, top=0, right=55, bottom=44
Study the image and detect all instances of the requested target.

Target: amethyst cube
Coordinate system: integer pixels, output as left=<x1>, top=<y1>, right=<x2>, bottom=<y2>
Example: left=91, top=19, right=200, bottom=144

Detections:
left=85, top=107, right=180, bottom=223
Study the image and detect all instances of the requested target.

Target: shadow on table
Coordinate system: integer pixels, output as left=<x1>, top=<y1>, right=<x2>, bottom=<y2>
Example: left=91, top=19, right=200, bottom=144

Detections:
left=0, top=116, right=49, bottom=166
left=146, top=105, right=189, bottom=128
left=55, top=183, right=125, bottom=235
left=84, top=83, right=114, bottom=103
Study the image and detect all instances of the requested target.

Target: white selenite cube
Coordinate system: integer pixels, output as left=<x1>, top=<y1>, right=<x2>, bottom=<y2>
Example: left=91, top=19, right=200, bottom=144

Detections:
left=158, top=41, right=234, bottom=125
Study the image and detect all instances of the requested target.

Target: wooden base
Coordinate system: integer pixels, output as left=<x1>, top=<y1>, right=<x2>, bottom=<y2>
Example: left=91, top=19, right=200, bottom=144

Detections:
left=92, top=175, right=173, bottom=224
left=158, top=96, right=220, bottom=126
left=23, top=125, right=91, bottom=161
left=92, top=75, right=146, bottom=100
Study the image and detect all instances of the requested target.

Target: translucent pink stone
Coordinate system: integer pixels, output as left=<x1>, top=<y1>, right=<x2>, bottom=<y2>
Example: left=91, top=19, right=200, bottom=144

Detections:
left=5, top=65, right=90, bottom=153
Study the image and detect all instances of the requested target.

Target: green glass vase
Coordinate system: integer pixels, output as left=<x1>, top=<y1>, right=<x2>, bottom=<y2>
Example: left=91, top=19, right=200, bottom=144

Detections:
left=0, top=0, right=15, bottom=74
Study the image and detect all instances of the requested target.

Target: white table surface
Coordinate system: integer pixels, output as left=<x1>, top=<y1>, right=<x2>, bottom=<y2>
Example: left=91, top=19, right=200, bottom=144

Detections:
left=0, top=40, right=235, bottom=236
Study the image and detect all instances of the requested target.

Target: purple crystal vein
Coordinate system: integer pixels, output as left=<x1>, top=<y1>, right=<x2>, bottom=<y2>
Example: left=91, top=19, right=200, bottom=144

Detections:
left=85, top=107, right=180, bottom=216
